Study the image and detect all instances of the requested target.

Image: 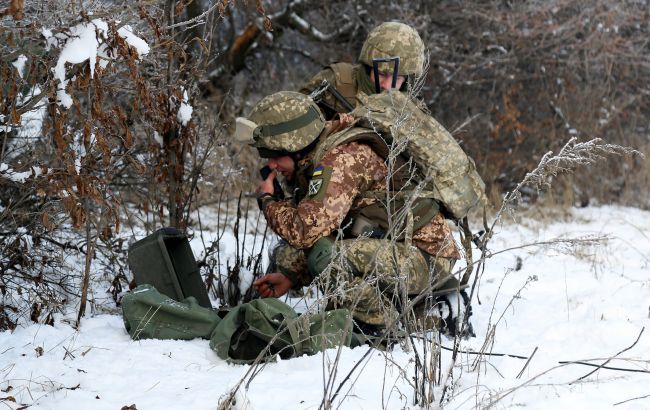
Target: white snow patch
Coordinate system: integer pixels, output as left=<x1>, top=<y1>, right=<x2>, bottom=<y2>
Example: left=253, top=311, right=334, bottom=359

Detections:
left=0, top=85, right=47, bottom=147
left=238, top=268, right=255, bottom=297
left=18, top=86, right=47, bottom=141
left=117, top=25, right=150, bottom=57
left=12, top=55, right=28, bottom=78
left=177, top=89, right=193, bottom=126
left=0, top=205, right=649, bottom=409
left=41, top=27, right=58, bottom=51
left=153, top=131, right=163, bottom=147
left=52, top=19, right=149, bottom=108
left=0, top=163, right=44, bottom=183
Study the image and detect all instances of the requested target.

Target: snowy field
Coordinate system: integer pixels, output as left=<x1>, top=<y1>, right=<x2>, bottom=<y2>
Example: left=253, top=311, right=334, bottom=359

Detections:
left=1, top=205, right=649, bottom=409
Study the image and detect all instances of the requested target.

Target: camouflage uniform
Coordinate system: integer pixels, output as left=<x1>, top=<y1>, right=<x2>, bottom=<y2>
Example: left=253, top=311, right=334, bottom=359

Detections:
left=291, top=24, right=483, bottom=332
left=300, top=22, right=425, bottom=119
left=262, top=141, right=460, bottom=326
left=247, top=92, right=460, bottom=327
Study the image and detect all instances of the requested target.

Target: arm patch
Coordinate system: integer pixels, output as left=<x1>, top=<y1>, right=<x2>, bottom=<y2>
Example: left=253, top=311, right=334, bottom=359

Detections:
left=306, top=166, right=333, bottom=201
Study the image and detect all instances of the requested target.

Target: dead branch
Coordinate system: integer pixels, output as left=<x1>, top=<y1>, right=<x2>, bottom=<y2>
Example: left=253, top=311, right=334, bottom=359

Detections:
left=614, top=394, right=650, bottom=406
left=569, top=326, right=645, bottom=384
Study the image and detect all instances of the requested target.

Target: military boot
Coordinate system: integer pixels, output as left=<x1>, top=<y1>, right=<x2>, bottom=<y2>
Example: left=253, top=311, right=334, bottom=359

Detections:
left=411, top=291, right=475, bottom=339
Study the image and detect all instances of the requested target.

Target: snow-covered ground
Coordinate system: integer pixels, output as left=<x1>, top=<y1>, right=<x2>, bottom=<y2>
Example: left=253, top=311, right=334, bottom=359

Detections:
left=1, top=205, right=649, bottom=409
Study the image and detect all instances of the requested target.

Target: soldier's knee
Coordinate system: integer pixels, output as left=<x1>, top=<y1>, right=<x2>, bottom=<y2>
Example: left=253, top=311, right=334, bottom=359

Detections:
left=307, top=236, right=335, bottom=277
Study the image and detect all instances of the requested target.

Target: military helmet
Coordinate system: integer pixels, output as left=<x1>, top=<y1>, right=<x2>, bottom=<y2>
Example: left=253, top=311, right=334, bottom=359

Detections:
left=359, top=22, right=425, bottom=77
left=248, top=91, right=325, bottom=158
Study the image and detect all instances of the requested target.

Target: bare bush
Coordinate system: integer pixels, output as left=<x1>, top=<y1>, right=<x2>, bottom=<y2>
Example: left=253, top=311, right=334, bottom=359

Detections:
left=0, top=0, right=253, bottom=327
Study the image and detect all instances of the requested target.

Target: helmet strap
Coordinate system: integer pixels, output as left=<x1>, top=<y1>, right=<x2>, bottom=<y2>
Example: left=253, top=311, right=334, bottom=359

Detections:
left=254, top=105, right=320, bottom=139
left=372, top=56, right=401, bottom=93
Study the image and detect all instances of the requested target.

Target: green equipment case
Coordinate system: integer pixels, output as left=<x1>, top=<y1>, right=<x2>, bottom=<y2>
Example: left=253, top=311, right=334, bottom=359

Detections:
left=127, top=227, right=212, bottom=308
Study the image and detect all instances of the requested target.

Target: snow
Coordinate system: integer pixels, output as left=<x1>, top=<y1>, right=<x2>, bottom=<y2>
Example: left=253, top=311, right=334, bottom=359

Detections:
left=116, top=25, right=150, bottom=57
left=177, top=89, right=193, bottom=126
left=153, top=131, right=163, bottom=147
left=1, top=205, right=649, bottom=409
left=0, top=163, right=44, bottom=183
left=12, top=55, right=28, bottom=78
left=52, top=19, right=149, bottom=108
left=42, top=27, right=57, bottom=51
left=16, top=86, right=47, bottom=140
left=0, top=85, right=48, bottom=160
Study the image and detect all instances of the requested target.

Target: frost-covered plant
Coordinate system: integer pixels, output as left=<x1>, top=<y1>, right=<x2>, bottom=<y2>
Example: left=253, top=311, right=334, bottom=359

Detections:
left=0, top=1, right=206, bottom=328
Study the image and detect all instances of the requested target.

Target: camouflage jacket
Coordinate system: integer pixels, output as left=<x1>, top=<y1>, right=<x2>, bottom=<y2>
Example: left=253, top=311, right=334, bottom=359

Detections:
left=259, top=136, right=460, bottom=260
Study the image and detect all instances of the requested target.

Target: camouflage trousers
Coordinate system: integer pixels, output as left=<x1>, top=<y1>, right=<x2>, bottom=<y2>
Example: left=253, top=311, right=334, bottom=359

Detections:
left=271, top=237, right=460, bottom=327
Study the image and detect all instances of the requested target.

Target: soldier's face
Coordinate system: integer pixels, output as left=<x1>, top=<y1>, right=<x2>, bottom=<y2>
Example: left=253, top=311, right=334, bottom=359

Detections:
left=267, top=155, right=295, bottom=181
left=369, top=71, right=406, bottom=91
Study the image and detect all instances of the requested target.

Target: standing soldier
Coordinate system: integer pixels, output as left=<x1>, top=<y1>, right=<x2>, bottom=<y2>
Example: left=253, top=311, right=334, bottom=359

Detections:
left=237, top=91, right=474, bottom=339
left=300, top=21, right=425, bottom=119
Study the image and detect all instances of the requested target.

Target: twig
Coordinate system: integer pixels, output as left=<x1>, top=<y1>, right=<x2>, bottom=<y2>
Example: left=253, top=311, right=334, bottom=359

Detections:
left=323, top=346, right=375, bottom=407
left=76, top=200, right=96, bottom=327
left=516, top=346, right=538, bottom=379
left=416, top=335, right=650, bottom=375
left=613, top=394, right=650, bottom=406
left=165, top=1, right=220, bottom=29
left=558, top=360, right=650, bottom=374
left=570, top=327, right=645, bottom=384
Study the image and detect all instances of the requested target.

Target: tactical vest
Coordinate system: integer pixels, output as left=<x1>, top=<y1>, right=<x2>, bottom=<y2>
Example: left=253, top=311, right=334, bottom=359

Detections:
left=309, top=127, right=440, bottom=241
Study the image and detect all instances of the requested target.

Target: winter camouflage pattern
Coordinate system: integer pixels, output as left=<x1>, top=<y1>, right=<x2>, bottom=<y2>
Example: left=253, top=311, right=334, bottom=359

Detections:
left=248, top=91, right=325, bottom=154
left=359, top=22, right=425, bottom=77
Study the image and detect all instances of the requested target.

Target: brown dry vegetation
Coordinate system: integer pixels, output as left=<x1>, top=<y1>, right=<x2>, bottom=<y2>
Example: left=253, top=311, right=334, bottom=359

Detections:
left=1, top=0, right=648, bottom=327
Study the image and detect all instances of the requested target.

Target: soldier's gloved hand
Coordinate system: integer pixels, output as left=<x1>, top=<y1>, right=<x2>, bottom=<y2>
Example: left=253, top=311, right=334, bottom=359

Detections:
left=253, top=273, right=293, bottom=298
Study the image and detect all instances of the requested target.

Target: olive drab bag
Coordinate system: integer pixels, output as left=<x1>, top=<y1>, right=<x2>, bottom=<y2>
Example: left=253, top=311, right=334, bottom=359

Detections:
left=122, top=284, right=222, bottom=340
left=209, top=298, right=353, bottom=364
left=314, top=90, right=487, bottom=222
left=121, top=285, right=353, bottom=364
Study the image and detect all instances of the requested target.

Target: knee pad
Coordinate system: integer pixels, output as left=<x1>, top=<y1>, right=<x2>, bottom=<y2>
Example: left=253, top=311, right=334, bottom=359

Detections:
left=307, top=237, right=335, bottom=277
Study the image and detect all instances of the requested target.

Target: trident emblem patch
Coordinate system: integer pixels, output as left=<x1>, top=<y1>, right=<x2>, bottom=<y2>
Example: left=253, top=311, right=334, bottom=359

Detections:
left=308, top=179, right=323, bottom=196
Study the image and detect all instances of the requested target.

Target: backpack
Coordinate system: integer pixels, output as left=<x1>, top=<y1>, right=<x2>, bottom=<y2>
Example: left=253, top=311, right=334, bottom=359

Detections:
left=314, top=91, right=487, bottom=222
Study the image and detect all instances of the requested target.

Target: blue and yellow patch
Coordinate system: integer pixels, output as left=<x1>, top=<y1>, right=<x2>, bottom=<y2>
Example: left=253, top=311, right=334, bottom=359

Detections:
left=306, top=165, right=333, bottom=200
